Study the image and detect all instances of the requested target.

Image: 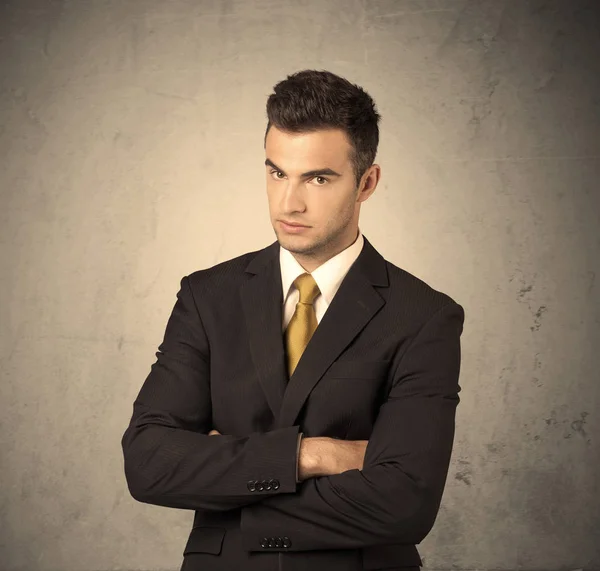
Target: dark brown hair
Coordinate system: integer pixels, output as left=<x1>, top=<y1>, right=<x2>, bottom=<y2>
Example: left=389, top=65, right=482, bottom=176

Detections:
left=265, top=69, right=381, bottom=187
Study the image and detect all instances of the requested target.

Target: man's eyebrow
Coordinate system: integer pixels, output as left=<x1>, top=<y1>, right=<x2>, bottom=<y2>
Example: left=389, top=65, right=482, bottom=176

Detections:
left=264, top=158, right=341, bottom=178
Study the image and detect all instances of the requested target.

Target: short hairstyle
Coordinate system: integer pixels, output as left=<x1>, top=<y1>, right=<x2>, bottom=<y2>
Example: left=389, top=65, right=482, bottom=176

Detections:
left=264, top=69, right=381, bottom=188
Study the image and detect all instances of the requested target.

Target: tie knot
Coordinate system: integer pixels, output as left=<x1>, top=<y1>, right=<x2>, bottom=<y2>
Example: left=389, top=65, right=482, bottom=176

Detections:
left=293, top=273, right=320, bottom=305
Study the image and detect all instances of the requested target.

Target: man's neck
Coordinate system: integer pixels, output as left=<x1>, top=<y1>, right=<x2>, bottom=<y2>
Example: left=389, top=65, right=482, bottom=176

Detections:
left=292, top=229, right=360, bottom=273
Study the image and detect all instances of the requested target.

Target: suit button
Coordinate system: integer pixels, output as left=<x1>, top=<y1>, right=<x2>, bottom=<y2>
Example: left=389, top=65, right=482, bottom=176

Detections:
left=256, top=481, right=264, bottom=491
left=268, top=537, right=276, bottom=548
left=247, top=480, right=256, bottom=492
left=260, top=537, right=269, bottom=548
left=271, top=479, right=280, bottom=490
left=275, top=537, right=283, bottom=548
left=282, top=536, right=291, bottom=548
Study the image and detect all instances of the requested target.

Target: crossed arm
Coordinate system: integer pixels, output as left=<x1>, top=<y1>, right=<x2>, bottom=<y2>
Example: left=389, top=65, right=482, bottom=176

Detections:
left=208, top=428, right=368, bottom=481
left=121, top=275, right=464, bottom=551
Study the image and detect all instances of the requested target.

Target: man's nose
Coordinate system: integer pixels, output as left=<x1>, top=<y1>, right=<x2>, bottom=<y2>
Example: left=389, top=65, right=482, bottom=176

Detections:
left=281, top=181, right=306, bottom=212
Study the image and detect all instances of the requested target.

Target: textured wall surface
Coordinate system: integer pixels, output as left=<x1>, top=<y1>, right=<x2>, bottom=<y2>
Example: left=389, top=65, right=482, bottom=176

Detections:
left=1, top=1, right=599, bottom=570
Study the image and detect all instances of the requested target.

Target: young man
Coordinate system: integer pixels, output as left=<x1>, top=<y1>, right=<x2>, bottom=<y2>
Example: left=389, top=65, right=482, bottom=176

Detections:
left=122, top=69, right=465, bottom=571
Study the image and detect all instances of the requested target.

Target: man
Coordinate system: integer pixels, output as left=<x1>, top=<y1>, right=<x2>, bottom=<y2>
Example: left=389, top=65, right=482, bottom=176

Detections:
left=121, top=69, right=465, bottom=571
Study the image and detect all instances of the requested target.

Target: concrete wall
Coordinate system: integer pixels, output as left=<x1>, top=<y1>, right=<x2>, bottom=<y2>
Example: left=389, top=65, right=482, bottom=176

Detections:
left=1, top=0, right=598, bottom=569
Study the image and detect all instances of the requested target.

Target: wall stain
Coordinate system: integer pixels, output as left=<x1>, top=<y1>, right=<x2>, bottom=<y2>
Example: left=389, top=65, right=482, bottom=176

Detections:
left=531, top=376, right=543, bottom=388
left=518, top=284, right=533, bottom=299
left=498, top=364, right=515, bottom=402
left=531, top=352, right=543, bottom=387
left=524, top=420, right=540, bottom=442
left=486, top=442, right=504, bottom=454
left=454, top=458, right=472, bottom=486
left=570, top=411, right=589, bottom=440
left=511, top=272, right=543, bottom=328
left=530, top=305, right=548, bottom=331
left=544, top=409, right=591, bottom=445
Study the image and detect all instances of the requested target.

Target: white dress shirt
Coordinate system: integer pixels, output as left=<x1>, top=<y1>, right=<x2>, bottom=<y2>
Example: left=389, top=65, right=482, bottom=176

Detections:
left=280, top=229, right=365, bottom=331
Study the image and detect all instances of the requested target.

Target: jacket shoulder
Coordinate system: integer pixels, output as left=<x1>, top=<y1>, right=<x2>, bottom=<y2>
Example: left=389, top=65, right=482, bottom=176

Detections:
left=184, top=244, right=270, bottom=290
left=384, top=259, right=463, bottom=321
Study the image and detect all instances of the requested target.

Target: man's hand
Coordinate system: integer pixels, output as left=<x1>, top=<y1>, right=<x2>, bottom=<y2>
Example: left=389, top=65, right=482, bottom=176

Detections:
left=298, top=437, right=368, bottom=482
left=208, top=429, right=220, bottom=436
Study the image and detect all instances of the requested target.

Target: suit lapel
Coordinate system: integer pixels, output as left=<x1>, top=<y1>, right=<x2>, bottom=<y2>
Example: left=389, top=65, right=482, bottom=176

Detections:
left=240, top=242, right=288, bottom=420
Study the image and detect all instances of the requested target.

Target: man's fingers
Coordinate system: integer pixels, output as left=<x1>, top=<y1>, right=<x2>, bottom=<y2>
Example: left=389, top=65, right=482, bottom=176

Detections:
left=208, top=429, right=221, bottom=436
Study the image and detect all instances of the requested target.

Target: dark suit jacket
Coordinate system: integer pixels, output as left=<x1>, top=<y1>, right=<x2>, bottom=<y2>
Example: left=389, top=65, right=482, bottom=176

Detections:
left=121, top=235, right=465, bottom=571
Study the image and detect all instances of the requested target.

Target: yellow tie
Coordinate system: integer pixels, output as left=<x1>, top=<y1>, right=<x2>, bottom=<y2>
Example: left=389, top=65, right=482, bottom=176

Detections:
left=285, top=273, right=320, bottom=377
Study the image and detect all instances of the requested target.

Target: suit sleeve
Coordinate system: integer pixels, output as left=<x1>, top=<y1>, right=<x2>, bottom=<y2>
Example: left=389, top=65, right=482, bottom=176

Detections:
left=121, top=275, right=300, bottom=511
left=240, top=301, right=465, bottom=551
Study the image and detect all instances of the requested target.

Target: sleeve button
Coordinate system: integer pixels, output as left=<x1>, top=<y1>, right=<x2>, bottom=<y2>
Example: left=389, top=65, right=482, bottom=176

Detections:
left=271, top=479, right=280, bottom=490
left=256, top=481, right=265, bottom=491
left=260, top=537, right=269, bottom=548
left=275, top=537, right=283, bottom=547
left=264, top=479, right=272, bottom=490
left=268, top=537, right=276, bottom=548
left=282, top=536, right=291, bottom=548
left=247, top=480, right=256, bottom=492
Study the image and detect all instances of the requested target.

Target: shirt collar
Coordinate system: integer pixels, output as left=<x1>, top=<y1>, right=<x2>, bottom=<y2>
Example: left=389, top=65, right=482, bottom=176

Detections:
left=279, top=229, right=364, bottom=305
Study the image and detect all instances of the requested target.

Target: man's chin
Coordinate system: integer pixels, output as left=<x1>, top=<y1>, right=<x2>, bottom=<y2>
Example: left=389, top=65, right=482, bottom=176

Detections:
left=276, top=233, right=316, bottom=255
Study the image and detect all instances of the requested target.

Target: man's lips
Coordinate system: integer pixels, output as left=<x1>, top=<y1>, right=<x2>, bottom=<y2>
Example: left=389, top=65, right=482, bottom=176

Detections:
left=280, top=220, right=309, bottom=228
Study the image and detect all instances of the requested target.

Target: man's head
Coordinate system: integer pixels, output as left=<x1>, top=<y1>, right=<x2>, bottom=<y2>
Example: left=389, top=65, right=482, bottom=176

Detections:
left=264, top=70, right=382, bottom=272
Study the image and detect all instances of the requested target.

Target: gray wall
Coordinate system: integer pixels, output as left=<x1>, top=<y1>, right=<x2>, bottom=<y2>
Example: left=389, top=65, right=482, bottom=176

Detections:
left=1, top=0, right=599, bottom=570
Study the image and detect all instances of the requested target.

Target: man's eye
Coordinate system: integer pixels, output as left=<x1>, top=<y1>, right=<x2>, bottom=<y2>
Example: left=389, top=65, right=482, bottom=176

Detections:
left=313, top=176, right=328, bottom=185
left=270, top=170, right=285, bottom=179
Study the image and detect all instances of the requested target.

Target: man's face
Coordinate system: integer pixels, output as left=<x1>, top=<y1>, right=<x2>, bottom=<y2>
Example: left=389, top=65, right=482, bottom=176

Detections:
left=265, top=125, right=366, bottom=270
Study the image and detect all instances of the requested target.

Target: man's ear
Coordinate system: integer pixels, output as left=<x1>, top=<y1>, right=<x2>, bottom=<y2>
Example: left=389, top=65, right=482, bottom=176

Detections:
left=357, top=164, right=381, bottom=202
